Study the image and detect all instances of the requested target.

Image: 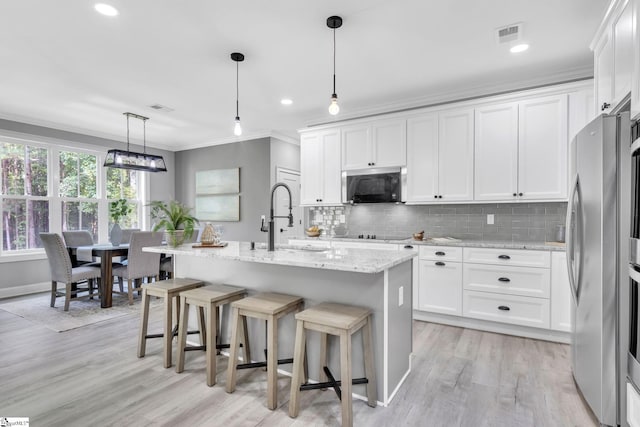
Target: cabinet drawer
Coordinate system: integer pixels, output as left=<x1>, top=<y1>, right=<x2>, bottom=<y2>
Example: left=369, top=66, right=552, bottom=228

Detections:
left=419, top=245, right=462, bottom=262
left=419, top=260, right=462, bottom=316
left=463, top=290, right=550, bottom=329
left=463, top=247, right=550, bottom=268
left=463, top=263, right=550, bottom=298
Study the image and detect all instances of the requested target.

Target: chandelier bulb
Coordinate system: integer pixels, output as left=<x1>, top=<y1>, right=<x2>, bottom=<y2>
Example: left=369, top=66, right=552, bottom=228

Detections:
left=234, top=117, right=242, bottom=136
left=328, top=94, right=340, bottom=115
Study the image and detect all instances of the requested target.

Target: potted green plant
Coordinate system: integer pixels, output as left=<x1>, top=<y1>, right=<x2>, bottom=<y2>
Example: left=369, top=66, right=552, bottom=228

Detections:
left=109, top=198, right=133, bottom=245
left=149, top=200, right=199, bottom=247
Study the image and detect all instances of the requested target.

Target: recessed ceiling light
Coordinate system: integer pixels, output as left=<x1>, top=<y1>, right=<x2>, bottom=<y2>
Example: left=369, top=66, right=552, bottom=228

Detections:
left=95, top=3, right=119, bottom=16
left=281, top=99, right=293, bottom=106
left=510, top=43, right=529, bottom=53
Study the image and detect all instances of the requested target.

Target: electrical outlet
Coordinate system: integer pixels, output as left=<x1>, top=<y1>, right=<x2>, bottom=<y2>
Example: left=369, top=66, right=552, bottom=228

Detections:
left=398, top=286, right=404, bottom=307
left=487, top=214, right=494, bottom=225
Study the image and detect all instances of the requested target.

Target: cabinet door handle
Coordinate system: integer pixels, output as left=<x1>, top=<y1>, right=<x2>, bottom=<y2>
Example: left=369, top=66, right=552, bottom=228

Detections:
left=438, top=195, right=443, bottom=199
left=498, top=305, right=510, bottom=311
left=435, top=251, right=446, bottom=256
left=435, top=261, right=446, bottom=266
left=498, top=255, right=511, bottom=260
left=601, top=102, right=611, bottom=111
left=518, top=192, right=523, bottom=197
left=434, top=195, right=438, bottom=199
left=498, top=277, right=511, bottom=283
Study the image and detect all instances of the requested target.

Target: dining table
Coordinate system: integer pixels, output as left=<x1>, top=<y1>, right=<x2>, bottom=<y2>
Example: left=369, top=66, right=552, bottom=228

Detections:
left=74, top=244, right=129, bottom=308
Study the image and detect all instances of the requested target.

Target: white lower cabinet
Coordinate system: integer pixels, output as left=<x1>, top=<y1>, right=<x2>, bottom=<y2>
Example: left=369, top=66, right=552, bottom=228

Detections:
left=419, top=259, right=462, bottom=316
left=629, top=382, right=640, bottom=427
left=462, top=290, right=550, bottom=329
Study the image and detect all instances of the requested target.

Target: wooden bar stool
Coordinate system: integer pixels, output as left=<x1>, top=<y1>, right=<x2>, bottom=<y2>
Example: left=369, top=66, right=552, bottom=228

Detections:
left=226, top=292, right=304, bottom=410
left=288, top=302, right=377, bottom=427
left=137, top=278, right=204, bottom=368
left=175, top=284, right=248, bottom=387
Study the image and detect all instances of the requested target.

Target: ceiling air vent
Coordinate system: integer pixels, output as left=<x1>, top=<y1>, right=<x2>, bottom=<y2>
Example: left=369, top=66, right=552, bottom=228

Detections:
left=496, top=23, right=523, bottom=44
left=149, top=104, right=174, bottom=112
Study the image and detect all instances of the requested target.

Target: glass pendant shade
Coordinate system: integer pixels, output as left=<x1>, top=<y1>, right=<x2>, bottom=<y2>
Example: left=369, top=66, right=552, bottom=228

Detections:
left=328, top=94, right=340, bottom=115
left=233, top=117, right=242, bottom=136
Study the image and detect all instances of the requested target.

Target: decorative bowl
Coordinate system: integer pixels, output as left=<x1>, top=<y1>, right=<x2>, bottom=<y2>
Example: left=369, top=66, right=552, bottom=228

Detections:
left=305, top=230, right=321, bottom=238
left=412, top=232, right=425, bottom=241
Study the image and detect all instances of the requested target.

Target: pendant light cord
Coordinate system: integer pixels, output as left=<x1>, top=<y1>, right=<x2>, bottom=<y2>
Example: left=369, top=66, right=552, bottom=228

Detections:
left=126, top=113, right=130, bottom=153
left=332, top=27, right=336, bottom=95
left=236, top=61, right=240, bottom=118
left=143, top=118, right=147, bottom=154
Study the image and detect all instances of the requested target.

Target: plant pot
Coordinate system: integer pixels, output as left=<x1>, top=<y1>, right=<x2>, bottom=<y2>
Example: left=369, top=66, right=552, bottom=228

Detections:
left=110, top=223, right=123, bottom=246
left=165, top=230, right=185, bottom=247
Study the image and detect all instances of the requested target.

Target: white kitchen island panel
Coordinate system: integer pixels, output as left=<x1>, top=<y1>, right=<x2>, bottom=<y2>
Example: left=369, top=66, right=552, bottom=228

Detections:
left=144, top=242, right=416, bottom=406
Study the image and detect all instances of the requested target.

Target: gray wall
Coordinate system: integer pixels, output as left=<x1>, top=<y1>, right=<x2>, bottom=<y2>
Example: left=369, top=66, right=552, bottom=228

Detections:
left=174, top=138, right=271, bottom=242
left=309, top=202, right=568, bottom=243
left=269, top=138, right=300, bottom=187
left=0, top=119, right=175, bottom=290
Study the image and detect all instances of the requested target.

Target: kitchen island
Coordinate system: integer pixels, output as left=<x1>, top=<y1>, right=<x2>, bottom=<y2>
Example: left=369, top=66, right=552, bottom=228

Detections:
left=143, top=241, right=416, bottom=406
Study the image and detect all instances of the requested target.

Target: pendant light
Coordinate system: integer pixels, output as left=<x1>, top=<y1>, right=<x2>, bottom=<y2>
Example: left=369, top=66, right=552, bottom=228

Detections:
left=327, top=16, right=343, bottom=115
left=231, top=52, right=245, bottom=136
left=104, top=112, right=167, bottom=172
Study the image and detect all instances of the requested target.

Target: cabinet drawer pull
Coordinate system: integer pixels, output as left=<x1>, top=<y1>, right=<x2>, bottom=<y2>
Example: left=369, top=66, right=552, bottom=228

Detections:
left=435, top=251, right=446, bottom=256
left=601, top=102, right=611, bottom=111
left=435, top=261, right=446, bottom=266
left=498, top=277, right=511, bottom=283
left=498, top=305, right=510, bottom=311
left=498, top=255, right=511, bottom=260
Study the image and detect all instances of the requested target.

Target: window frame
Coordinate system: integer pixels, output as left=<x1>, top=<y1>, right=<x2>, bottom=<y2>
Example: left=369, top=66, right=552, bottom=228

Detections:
left=0, top=130, right=148, bottom=260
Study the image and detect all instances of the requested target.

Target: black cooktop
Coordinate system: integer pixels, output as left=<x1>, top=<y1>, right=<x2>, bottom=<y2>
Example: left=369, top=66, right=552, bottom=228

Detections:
left=342, top=234, right=409, bottom=241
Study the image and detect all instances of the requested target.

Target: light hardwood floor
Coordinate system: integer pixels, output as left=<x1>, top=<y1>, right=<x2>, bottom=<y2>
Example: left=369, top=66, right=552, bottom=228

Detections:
left=0, top=295, right=597, bottom=427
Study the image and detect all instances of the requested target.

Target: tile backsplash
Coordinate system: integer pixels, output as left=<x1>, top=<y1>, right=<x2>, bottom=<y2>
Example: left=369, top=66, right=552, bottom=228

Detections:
left=308, top=202, right=567, bottom=242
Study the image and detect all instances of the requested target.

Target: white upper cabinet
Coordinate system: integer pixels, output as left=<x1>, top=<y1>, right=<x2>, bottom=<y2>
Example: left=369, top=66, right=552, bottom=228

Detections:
left=474, top=95, right=568, bottom=202
left=406, top=113, right=439, bottom=202
left=300, top=129, right=341, bottom=206
left=438, top=109, right=474, bottom=201
left=341, top=119, right=406, bottom=170
left=406, top=109, right=473, bottom=202
left=518, top=94, right=568, bottom=200
left=474, top=102, right=519, bottom=201
left=593, top=0, right=635, bottom=114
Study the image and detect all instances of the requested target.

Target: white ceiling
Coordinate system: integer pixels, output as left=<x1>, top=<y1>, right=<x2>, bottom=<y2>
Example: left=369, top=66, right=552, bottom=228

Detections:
left=0, top=0, right=609, bottom=151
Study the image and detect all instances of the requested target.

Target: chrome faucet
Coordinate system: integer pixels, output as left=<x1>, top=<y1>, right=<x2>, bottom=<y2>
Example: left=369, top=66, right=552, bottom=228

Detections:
left=261, top=182, right=294, bottom=251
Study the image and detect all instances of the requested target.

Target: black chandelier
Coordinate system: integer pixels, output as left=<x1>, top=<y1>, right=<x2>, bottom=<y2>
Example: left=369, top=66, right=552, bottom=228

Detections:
left=103, top=112, right=167, bottom=172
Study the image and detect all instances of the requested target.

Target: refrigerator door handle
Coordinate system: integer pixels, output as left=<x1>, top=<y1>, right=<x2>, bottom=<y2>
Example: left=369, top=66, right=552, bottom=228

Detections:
left=574, top=178, right=584, bottom=303
left=565, top=175, right=580, bottom=305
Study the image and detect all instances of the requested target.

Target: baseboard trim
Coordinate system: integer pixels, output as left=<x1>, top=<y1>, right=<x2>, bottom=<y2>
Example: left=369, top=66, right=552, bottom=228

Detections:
left=0, top=282, right=50, bottom=300
left=413, top=310, right=571, bottom=344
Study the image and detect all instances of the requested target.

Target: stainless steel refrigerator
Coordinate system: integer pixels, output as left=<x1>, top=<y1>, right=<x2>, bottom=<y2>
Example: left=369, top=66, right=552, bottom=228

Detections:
left=566, top=112, right=630, bottom=427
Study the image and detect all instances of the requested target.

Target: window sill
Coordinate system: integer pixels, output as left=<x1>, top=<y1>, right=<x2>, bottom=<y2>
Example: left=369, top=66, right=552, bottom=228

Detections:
left=0, top=251, right=47, bottom=263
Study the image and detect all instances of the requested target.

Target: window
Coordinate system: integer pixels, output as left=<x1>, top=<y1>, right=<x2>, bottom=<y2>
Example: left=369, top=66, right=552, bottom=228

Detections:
left=1, top=142, right=49, bottom=251
left=0, top=136, right=147, bottom=256
left=107, top=168, right=140, bottom=229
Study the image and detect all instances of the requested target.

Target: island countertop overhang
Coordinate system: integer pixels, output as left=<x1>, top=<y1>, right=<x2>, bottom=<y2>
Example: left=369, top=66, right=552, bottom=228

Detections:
left=143, top=241, right=416, bottom=274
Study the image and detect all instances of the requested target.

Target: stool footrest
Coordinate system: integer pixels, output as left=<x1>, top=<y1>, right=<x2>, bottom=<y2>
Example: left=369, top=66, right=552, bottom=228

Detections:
left=299, top=378, right=368, bottom=391
left=184, top=342, right=240, bottom=352
left=236, top=357, right=293, bottom=370
left=146, top=329, right=200, bottom=340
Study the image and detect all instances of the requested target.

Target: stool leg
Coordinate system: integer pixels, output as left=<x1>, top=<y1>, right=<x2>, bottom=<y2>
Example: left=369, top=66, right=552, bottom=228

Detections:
left=241, top=314, right=251, bottom=364
left=175, top=296, right=190, bottom=373
left=163, top=293, right=173, bottom=368
left=319, top=332, right=328, bottom=388
left=267, top=314, right=278, bottom=410
left=226, top=306, right=241, bottom=393
left=137, top=288, right=151, bottom=358
left=215, top=305, right=221, bottom=355
left=288, top=319, right=306, bottom=418
left=197, top=306, right=206, bottom=346
left=206, top=301, right=217, bottom=386
left=363, top=316, right=377, bottom=407
left=340, top=331, right=353, bottom=427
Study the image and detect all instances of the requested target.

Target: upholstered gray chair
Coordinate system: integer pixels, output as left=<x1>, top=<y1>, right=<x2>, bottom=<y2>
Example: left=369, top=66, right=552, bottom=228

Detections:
left=40, top=233, right=102, bottom=311
left=113, top=231, right=163, bottom=304
left=62, top=230, right=96, bottom=267
left=159, top=228, right=200, bottom=280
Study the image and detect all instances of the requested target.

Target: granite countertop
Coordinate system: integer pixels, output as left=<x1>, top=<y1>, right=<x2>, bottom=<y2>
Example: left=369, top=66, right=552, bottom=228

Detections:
left=143, top=241, right=417, bottom=274
left=296, top=235, right=566, bottom=251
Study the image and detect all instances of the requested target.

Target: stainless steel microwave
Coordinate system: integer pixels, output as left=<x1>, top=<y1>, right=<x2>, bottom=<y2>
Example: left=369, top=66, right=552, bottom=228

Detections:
left=341, top=167, right=406, bottom=204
